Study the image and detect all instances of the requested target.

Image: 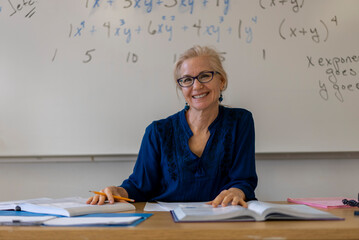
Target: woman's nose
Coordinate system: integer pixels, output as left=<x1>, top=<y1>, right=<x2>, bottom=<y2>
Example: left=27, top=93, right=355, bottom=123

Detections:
left=192, top=78, right=204, bottom=89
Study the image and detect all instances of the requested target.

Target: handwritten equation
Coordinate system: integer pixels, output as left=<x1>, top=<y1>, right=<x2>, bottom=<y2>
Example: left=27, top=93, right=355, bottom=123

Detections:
left=259, top=0, right=305, bottom=13
left=67, top=16, right=257, bottom=44
left=85, top=0, right=231, bottom=15
left=6, top=0, right=37, bottom=18
left=65, top=0, right=255, bottom=44
left=279, top=16, right=338, bottom=44
left=307, top=55, right=359, bottom=102
left=54, top=0, right=258, bottom=64
left=2, top=0, right=357, bottom=104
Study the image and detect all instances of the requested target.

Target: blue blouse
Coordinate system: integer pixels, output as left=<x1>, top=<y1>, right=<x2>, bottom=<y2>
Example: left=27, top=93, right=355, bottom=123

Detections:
left=120, top=105, right=258, bottom=202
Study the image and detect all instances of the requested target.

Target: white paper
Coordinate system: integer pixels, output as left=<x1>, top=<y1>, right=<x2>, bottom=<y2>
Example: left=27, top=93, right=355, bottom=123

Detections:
left=43, top=216, right=141, bottom=226
left=156, top=201, right=210, bottom=211
left=0, top=216, right=56, bottom=224
left=0, top=198, right=52, bottom=211
left=143, top=202, right=169, bottom=211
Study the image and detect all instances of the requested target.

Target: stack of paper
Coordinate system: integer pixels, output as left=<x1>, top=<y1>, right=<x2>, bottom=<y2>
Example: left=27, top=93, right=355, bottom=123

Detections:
left=0, top=197, right=152, bottom=226
left=0, top=214, right=147, bottom=226
left=287, top=197, right=354, bottom=208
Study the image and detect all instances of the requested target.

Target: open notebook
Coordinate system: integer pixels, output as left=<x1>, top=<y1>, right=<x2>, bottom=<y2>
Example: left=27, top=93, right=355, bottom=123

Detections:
left=0, top=197, right=135, bottom=217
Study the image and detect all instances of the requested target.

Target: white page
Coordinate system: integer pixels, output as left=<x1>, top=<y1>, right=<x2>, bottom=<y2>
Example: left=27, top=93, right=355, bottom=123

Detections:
left=247, top=201, right=274, bottom=215
left=143, top=202, right=169, bottom=212
left=247, top=201, right=340, bottom=219
left=0, top=198, right=52, bottom=211
left=0, top=198, right=53, bottom=205
left=43, top=216, right=141, bottom=226
left=33, top=197, right=89, bottom=209
left=248, top=201, right=311, bottom=216
left=172, top=204, right=257, bottom=222
left=179, top=205, right=245, bottom=216
left=0, top=216, right=56, bottom=224
left=157, top=201, right=209, bottom=211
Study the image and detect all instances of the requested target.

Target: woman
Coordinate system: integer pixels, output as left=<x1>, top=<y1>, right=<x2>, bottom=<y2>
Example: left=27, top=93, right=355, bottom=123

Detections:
left=87, top=45, right=257, bottom=207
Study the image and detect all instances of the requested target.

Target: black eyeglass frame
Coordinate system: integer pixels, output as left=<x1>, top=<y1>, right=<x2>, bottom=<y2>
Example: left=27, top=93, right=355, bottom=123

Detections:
left=177, top=71, right=219, bottom=88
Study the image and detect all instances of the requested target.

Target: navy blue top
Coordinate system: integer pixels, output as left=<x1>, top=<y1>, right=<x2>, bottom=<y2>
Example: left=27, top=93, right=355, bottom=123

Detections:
left=120, top=105, right=258, bottom=202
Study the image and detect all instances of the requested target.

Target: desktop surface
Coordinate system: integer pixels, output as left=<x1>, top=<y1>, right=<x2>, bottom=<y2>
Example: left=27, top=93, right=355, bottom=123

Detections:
left=0, top=202, right=358, bottom=240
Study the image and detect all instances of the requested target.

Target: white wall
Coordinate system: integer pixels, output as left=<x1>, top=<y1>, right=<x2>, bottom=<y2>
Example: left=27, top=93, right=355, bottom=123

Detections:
left=0, top=157, right=358, bottom=202
left=256, top=158, right=359, bottom=200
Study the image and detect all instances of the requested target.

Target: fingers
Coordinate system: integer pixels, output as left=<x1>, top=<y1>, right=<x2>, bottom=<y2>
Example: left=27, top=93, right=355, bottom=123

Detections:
left=87, top=193, right=100, bottom=205
left=211, top=190, right=228, bottom=208
left=211, top=190, right=234, bottom=207
left=86, top=186, right=128, bottom=205
left=104, top=187, right=115, bottom=204
left=97, top=191, right=107, bottom=205
left=238, top=198, right=248, bottom=208
left=86, top=187, right=114, bottom=205
left=230, top=195, right=248, bottom=208
left=210, top=188, right=247, bottom=208
left=86, top=197, right=93, bottom=204
left=87, top=191, right=106, bottom=205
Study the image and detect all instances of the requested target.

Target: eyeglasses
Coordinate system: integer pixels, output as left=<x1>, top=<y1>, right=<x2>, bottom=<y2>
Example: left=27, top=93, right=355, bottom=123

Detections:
left=177, top=71, right=218, bottom=88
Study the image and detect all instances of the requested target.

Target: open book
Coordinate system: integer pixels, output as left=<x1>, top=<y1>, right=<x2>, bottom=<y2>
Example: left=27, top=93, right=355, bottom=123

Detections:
left=0, top=197, right=135, bottom=217
left=171, top=201, right=343, bottom=222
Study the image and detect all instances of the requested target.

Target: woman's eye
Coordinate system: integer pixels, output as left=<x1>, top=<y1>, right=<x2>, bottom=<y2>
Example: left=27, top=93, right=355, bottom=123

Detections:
left=199, top=74, right=210, bottom=80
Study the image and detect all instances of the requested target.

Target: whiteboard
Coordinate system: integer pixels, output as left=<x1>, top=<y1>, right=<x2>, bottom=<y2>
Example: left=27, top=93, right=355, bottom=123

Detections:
left=0, top=0, right=358, bottom=156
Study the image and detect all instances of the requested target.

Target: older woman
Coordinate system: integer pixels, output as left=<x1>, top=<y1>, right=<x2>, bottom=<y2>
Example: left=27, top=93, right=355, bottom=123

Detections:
left=87, top=45, right=257, bottom=207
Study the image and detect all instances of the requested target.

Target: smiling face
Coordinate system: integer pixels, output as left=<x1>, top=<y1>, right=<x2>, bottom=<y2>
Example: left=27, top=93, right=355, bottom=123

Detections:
left=179, top=56, right=225, bottom=113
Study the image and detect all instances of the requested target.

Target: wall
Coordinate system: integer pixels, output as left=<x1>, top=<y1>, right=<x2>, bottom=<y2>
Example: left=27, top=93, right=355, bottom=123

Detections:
left=1, top=157, right=358, bottom=202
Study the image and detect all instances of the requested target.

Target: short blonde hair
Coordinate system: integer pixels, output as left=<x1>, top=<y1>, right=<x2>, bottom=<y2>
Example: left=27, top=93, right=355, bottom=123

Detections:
left=174, top=45, right=228, bottom=91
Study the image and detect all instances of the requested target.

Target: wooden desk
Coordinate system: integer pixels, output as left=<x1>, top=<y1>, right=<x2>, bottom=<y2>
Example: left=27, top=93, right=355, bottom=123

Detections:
left=1, top=202, right=358, bottom=240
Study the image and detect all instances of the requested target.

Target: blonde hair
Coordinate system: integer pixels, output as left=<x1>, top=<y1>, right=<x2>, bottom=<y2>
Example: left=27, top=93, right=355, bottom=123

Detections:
left=174, top=45, right=228, bottom=91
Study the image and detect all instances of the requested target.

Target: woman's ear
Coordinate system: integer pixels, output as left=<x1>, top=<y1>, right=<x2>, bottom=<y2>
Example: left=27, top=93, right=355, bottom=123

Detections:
left=220, top=78, right=226, bottom=91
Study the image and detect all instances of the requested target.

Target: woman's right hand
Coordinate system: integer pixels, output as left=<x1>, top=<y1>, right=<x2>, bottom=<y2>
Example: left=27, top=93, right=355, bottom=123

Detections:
left=86, top=186, right=129, bottom=205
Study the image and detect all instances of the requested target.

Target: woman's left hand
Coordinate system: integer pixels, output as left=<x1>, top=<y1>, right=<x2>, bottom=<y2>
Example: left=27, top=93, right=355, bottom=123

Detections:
left=208, top=187, right=247, bottom=208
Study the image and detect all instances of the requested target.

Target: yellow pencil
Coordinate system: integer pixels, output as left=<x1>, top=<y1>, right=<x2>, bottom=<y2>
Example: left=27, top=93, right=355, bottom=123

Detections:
left=89, top=191, right=135, bottom=202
